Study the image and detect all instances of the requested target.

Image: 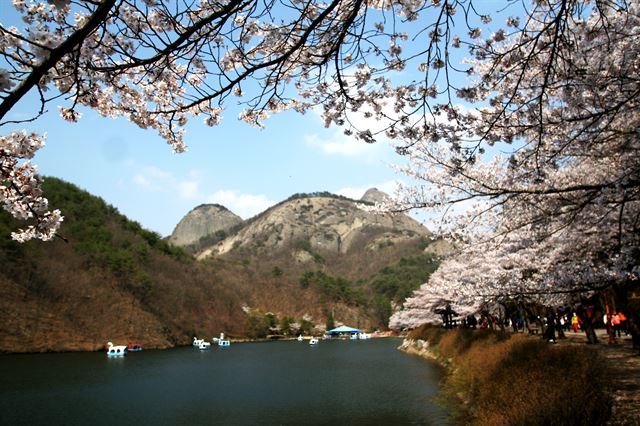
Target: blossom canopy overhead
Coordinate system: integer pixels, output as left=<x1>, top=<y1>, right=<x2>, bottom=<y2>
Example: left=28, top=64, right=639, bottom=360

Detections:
left=5, top=0, right=632, bottom=242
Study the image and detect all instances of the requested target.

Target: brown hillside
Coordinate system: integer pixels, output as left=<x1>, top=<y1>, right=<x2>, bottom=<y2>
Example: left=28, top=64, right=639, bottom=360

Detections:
left=0, top=178, right=250, bottom=353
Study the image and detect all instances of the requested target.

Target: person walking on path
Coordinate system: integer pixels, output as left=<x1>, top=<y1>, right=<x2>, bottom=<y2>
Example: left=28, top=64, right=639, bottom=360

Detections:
left=571, top=312, right=581, bottom=333
left=618, top=311, right=628, bottom=336
left=578, top=304, right=599, bottom=344
left=556, top=313, right=566, bottom=340
left=605, top=311, right=617, bottom=344
left=612, top=312, right=622, bottom=338
left=544, top=310, right=557, bottom=343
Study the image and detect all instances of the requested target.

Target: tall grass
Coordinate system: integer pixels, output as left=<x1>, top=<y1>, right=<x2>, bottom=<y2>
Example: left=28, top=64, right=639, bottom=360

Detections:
left=408, top=325, right=611, bottom=425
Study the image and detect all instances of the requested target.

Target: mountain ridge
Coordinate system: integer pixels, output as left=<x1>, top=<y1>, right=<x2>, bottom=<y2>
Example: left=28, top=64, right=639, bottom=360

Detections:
left=169, top=189, right=430, bottom=261
left=0, top=179, right=444, bottom=353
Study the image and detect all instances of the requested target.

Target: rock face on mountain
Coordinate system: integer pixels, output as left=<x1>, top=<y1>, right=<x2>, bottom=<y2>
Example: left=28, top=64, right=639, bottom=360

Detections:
left=168, top=204, right=243, bottom=247
left=196, top=191, right=430, bottom=260
left=185, top=190, right=437, bottom=332
left=360, top=187, right=392, bottom=204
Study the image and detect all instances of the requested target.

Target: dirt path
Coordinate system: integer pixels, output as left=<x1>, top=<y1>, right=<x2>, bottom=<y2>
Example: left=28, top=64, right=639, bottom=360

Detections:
left=559, top=329, right=640, bottom=425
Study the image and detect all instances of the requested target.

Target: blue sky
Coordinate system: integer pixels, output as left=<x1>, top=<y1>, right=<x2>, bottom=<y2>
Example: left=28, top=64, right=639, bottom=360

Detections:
left=6, top=91, right=406, bottom=237
left=1, top=2, right=515, bottom=238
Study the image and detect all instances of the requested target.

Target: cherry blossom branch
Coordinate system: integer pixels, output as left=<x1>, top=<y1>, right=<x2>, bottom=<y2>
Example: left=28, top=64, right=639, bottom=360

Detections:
left=0, top=0, right=117, bottom=122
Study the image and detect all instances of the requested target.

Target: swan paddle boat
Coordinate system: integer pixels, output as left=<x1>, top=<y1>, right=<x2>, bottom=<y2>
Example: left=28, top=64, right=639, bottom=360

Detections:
left=309, top=337, right=319, bottom=345
left=107, top=342, right=127, bottom=357
left=216, top=332, right=230, bottom=347
left=193, top=337, right=205, bottom=347
left=199, top=341, right=212, bottom=350
left=127, top=343, right=143, bottom=352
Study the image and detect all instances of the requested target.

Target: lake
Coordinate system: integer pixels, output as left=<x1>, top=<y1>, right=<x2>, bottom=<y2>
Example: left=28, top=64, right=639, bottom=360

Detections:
left=0, top=338, right=449, bottom=425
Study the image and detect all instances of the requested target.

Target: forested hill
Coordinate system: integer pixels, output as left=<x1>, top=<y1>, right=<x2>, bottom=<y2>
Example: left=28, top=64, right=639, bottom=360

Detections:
left=170, top=187, right=446, bottom=334
left=0, top=177, right=252, bottom=353
left=0, top=178, right=443, bottom=353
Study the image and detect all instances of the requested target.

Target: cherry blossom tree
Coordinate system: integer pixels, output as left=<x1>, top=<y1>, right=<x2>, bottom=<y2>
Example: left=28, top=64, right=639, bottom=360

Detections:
left=390, top=212, right=638, bottom=330
left=388, top=1, right=639, bottom=331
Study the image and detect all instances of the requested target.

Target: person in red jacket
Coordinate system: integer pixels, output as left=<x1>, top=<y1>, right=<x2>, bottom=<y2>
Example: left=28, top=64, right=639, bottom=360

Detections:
left=613, top=312, right=625, bottom=338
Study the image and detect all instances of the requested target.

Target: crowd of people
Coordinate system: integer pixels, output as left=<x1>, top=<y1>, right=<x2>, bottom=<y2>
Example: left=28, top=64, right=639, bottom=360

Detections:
left=453, top=302, right=638, bottom=354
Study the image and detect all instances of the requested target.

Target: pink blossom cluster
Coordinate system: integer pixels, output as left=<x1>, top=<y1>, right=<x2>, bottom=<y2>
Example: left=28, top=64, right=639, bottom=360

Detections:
left=0, top=130, right=62, bottom=241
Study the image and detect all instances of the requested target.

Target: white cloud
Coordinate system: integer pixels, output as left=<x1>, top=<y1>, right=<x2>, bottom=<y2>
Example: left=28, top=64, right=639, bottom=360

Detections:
left=141, top=165, right=172, bottom=180
left=130, top=165, right=275, bottom=217
left=303, top=102, right=399, bottom=161
left=177, top=180, right=201, bottom=199
left=207, top=190, right=276, bottom=219
left=304, top=131, right=389, bottom=161
left=131, top=166, right=170, bottom=191
left=132, top=173, right=153, bottom=189
left=132, top=166, right=202, bottom=200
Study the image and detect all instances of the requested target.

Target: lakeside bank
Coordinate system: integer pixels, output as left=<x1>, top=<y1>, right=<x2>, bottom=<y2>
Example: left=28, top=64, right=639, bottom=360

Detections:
left=398, top=326, right=640, bottom=425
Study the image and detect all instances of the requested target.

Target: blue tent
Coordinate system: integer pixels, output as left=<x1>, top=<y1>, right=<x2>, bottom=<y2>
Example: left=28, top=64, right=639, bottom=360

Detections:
left=327, top=325, right=361, bottom=335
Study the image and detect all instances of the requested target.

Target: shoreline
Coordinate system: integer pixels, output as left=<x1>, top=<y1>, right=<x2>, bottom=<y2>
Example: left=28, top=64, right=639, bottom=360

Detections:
left=0, top=333, right=398, bottom=355
left=397, top=328, right=640, bottom=425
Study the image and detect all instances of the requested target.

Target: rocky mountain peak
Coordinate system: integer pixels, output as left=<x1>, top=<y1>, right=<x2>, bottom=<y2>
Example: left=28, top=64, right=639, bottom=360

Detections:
left=195, top=193, right=431, bottom=259
left=168, top=204, right=243, bottom=247
left=360, top=187, right=392, bottom=204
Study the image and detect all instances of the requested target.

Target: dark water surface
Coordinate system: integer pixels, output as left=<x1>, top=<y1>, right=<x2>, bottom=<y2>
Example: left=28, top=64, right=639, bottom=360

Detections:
left=0, top=338, right=449, bottom=425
